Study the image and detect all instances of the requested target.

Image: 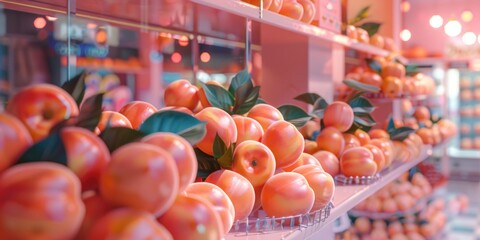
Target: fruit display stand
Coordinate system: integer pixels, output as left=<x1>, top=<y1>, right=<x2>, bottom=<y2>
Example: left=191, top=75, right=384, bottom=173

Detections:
left=0, top=1, right=453, bottom=240
left=225, top=145, right=432, bottom=239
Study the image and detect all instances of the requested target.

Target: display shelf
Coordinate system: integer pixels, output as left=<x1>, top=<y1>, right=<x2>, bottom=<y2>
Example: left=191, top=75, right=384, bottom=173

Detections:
left=448, top=147, right=480, bottom=159
left=225, top=145, right=432, bottom=240
left=348, top=195, right=429, bottom=220
left=190, top=0, right=402, bottom=60
left=78, top=65, right=146, bottom=74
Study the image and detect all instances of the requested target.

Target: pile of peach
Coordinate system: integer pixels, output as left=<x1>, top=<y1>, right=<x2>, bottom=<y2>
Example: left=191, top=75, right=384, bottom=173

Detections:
left=300, top=103, right=425, bottom=179
left=391, top=106, right=458, bottom=146
left=353, top=172, right=432, bottom=215
left=0, top=79, right=337, bottom=239
left=339, top=57, right=436, bottom=99
left=349, top=194, right=468, bottom=240
left=345, top=25, right=396, bottom=52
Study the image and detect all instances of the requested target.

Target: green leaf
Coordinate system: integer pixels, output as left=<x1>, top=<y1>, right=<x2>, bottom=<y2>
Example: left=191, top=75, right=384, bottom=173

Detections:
left=99, top=127, right=145, bottom=153
left=213, top=134, right=228, bottom=160
left=313, top=97, right=329, bottom=111
left=61, top=71, right=86, bottom=108
left=346, top=90, right=367, bottom=103
left=349, top=5, right=370, bottom=25
left=294, top=92, right=321, bottom=105
left=311, top=109, right=325, bottom=119
left=387, top=116, right=395, bottom=132
left=256, top=98, right=267, bottom=104
left=345, top=121, right=372, bottom=134
left=217, top=144, right=234, bottom=169
left=365, top=58, right=383, bottom=74
left=389, top=126, right=415, bottom=141
left=228, top=69, right=251, bottom=96
left=195, top=148, right=221, bottom=178
left=75, top=93, right=104, bottom=131
left=352, top=107, right=374, bottom=113
left=139, top=110, right=207, bottom=146
left=358, top=22, right=382, bottom=37
left=406, top=65, right=420, bottom=77
left=354, top=112, right=376, bottom=127
left=349, top=96, right=375, bottom=113
left=343, top=79, right=380, bottom=93
left=278, top=105, right=312, bottom=128
left=431, top=115, right=442, bottom=124
left=15, top=131, right=68, bottom=166
left=233, top=86, right=260, bottom=115
left=201, top=83, right=234, bottom=114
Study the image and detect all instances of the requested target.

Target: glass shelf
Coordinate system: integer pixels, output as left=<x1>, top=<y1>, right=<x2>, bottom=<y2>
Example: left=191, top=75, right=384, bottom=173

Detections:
left=191, top=0, right=406, bottom=60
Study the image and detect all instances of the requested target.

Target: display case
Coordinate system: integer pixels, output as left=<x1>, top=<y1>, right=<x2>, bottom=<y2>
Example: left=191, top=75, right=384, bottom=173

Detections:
left=0, top=0, right=444, bottom=239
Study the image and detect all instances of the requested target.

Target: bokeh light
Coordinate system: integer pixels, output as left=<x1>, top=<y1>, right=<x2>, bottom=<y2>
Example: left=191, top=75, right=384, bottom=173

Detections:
left=171, top=52, right=182, bottom=63
left=461, top=11, right=473, bottom=22
left=33, top=17, right=47, bottom=29
left=429, top=15, right=444, bottom=28
left=400, top=29, right=412, bottom=41
left=444, top=20, right=462, bottom=37
left=462, top=32, right=476, bottom=45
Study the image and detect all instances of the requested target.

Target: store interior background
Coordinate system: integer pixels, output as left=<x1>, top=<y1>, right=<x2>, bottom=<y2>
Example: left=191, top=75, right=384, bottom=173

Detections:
left=1, top=0, right=480, bottom=239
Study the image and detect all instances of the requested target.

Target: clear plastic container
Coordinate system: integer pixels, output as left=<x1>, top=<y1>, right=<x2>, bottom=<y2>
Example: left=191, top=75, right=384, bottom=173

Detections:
left=229, top=202, right=334, bottom=235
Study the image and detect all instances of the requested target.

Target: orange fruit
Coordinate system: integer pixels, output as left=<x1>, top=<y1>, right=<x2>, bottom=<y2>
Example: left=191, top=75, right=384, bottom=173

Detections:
left=247, top=103, right=284, bottom=131
left=340, top=147, right=377, bottom=177
left=88, top=208, right=173, bottom=240
left=0, top=113, right=33, bottom=173
left=195, top=107, right=237, bottom=156
left=261, top=172, right=314, bottom=217
left=99, top=142, right=178, bottom=216
left=118, top=101, right=157, bottom=129
left=232, top=115, right=264, bottom=144
left=323, top=101, right=354, bottom=132
left=157, top=195, right=224, bottom=240
left=164, top=79, right=199, bottom=111
left=95, top=111, right=132, bottom=134
left=184, top=182, right=235, bottom=235
left=282, top=152, right=322, bottom=172
left=205, top=169, right=255, bottom=221
left=293, top=165, right=335, bottom=211
left=316, top=127, right=345, bottom=158
left=231, top=140, right=276, bottom=188
left=141, top=132, right=198, bottom=192
left=6, top=84, right=79, bottom=141
left=262, top=120, right=304, bottom=169
left=0, top=162, right=84, bottom=240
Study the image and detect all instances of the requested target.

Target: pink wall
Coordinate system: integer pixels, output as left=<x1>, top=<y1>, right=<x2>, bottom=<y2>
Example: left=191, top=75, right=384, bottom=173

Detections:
left=402, top=0, right=480, bottom=56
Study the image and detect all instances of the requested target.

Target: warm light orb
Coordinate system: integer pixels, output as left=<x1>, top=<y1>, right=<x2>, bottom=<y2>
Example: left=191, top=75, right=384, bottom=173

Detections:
left=400, top=29, right=412, bottom=41
left=178, top=35, right=189, bottom=47
left=461, top=11, right=473, bottom=22
left=429, top=15, right=444, bottom=28
left=401, top=1, right=410, bottom=12
left=200, top=52, right=211, bottom=63
left=87, top=23, right=98, bottom=29
left=171, top=52, right=182, bottom=63
left=33, top=17, right=47, bottom=29
left=444, top=20, right=462, bottom=37
left=462, top=32, right=476, bottom=45
left=46, top=16, right=57, bottom=21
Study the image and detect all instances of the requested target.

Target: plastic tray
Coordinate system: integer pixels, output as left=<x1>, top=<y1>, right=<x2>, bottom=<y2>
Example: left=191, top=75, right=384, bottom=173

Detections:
left=334, top=174, right=381, bottom=185
left=229, top=202, right=334, bottom=235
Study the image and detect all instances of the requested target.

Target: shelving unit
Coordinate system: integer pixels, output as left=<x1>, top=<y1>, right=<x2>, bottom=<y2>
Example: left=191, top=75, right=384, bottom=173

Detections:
left=1, top=1, right=448, bottom=240
left=192, top=0, right=404, bottom=60
left=225, top=145, right=433, bottom=240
